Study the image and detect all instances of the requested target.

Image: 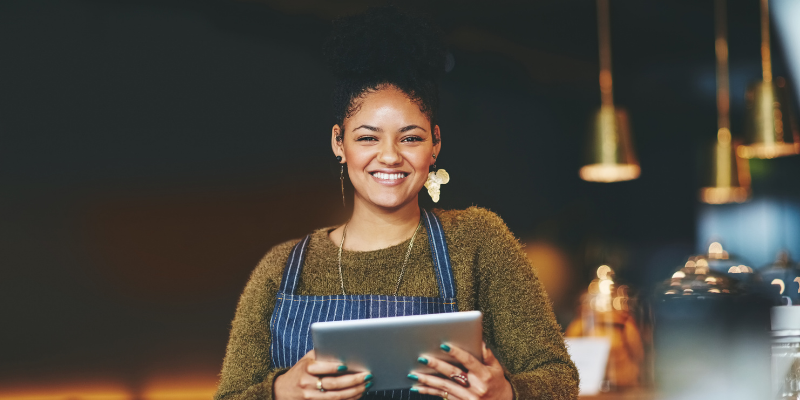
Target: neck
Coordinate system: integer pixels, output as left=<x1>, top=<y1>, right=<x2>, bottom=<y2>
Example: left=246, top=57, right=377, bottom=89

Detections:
left=342, top=196, right=422, bottom=251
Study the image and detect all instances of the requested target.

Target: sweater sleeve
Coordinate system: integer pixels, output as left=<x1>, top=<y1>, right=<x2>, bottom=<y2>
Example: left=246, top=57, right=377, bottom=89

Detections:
left=214, top=242, right=294, bottom=400
left=471, top=209, right=579, bottom=400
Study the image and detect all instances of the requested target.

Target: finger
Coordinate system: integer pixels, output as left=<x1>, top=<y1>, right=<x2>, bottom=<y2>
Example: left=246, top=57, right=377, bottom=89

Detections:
left=320, top=372, right=373, bottom=391
left=343, top=392, right=366, bottom=400
left=440, top=343, right=485, bottom=375
left=481, top=342, right=499, bottom=366
left=418, top=355, right=465, bottom=378
left=343, top=384, right=370, bottom=400
left=318, top=381, right=369, bottom=400
left=409, top=373, right=471, bottom=400
left=307, top=360, right=349, bottom=376
left=411, top=385, right=465, bottom=400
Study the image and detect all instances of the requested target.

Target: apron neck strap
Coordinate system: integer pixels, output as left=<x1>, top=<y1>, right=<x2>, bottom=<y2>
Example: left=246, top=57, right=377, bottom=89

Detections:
left=278, top=234, right=312, bottom=294
left=421, top=209, right=457, bottom=299
left=278, top=210, right=457, bottom=299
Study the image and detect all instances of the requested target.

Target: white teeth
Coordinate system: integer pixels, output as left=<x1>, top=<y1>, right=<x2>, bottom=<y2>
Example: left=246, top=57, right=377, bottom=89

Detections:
left=373, top=172, right=405, bottom=180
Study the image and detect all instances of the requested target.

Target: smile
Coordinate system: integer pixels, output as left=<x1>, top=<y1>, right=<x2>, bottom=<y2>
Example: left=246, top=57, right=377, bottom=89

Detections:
left=370, top=172, right=409, bottom=183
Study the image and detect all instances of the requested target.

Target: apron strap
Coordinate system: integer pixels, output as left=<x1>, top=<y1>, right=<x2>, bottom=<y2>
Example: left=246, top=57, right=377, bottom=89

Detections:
left=421, top=209, right=457, bottom=299
left=278, top=210, right=457, bottom=299
left=278, top=234, right=312, bottom=294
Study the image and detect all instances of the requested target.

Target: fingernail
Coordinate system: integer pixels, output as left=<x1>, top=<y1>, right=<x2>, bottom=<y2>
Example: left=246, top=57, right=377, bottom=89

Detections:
left=407, top=374, right=419, bottom=381
left=337, top=365, right=347, bottom=372
left=365, top=381, right=373, bottom=389
left=440, top=344, right=451, bottom=352
left=410, top=387, right=419, bottom=392
left=417, top=357, right=428, bottom=365
left=364, top=374, right=373, bottom=381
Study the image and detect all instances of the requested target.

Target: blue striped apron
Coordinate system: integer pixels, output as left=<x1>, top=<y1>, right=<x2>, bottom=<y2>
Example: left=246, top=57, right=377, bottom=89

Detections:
left=269, top=209, right=458, bottom=399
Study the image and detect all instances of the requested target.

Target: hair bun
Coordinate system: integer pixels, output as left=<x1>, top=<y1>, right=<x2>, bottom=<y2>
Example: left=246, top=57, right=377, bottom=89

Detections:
left=324, top=6, right=446, bottom=82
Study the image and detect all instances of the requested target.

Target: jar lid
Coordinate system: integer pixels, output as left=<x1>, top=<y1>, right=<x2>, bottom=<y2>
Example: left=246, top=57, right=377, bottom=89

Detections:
left=772, top=306, right=800, bottom=331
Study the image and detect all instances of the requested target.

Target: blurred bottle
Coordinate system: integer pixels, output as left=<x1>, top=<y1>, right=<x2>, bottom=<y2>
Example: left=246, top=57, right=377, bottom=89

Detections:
left=566, top=265, right=647, bottom=390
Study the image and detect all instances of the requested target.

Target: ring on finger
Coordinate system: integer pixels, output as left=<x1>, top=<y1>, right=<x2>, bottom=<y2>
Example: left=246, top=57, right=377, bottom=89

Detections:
left=450, top=372, right=470, bottom=388
left=316, top=378, right=325, bottom=392
left=442, top=391, right=448, bottom=400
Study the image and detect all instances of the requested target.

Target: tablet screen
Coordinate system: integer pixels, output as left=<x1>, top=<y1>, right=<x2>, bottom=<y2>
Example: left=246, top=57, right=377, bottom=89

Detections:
left=312, top=310, right=483, bottom=392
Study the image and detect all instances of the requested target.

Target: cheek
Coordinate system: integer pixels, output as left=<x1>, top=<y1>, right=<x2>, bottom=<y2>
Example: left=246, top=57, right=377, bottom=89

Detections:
left=344, top=149, right=370, bottom=168
left=408, top=153, right=433, bottom=172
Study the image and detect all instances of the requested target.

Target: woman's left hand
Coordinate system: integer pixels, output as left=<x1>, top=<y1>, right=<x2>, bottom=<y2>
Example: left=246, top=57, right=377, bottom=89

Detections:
left=409, top=341, right=513, bottom=400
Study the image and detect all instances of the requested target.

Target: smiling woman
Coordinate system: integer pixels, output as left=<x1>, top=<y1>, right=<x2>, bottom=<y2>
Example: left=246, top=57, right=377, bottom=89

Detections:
left=214, top=6, right=578, bottom=400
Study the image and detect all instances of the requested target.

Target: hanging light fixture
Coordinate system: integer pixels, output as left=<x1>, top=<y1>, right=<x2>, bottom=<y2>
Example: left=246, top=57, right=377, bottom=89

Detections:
left=700, top=0, right=750, bottom=204
left=579, top=0, right=641, bottom=183
left=737, top=0, right=800, bottom=159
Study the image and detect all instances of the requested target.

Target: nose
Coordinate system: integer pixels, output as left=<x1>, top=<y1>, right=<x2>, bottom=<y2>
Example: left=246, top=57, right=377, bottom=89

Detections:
left=376, top=141, right=402, bottom=166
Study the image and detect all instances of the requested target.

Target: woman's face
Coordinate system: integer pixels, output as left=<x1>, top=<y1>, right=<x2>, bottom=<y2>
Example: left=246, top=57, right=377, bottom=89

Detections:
left=332, top=85, right=441, bottom=212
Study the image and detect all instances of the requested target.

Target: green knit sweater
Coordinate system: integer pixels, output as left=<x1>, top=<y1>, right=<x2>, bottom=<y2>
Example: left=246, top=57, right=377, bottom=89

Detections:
left=215, top=207, right=579, bottom=400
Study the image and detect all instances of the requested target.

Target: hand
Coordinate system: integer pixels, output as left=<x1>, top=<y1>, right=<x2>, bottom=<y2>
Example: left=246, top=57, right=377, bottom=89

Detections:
left=274, top=350, right=373, bottom=400
left=408, top=342, right=513, bottom=400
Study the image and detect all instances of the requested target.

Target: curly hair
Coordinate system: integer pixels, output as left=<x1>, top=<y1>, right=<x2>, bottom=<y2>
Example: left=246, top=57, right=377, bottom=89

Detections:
left=324, top=6, right=446, bottom=143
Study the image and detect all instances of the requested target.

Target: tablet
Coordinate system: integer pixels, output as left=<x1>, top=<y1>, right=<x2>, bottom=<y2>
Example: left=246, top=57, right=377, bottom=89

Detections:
left=311, top=311, right=483, bottom=392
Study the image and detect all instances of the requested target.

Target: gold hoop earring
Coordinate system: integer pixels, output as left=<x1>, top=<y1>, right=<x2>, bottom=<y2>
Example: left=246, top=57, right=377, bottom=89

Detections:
left=336, top=156, right=345, bottom=207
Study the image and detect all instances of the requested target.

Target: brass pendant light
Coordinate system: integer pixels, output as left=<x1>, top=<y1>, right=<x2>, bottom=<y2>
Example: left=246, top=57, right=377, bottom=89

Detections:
left=737, top=0, right=800, bottom=159
left=700, top=0, right=750, bottom=204
left=579, top=0, right=641, bottom=183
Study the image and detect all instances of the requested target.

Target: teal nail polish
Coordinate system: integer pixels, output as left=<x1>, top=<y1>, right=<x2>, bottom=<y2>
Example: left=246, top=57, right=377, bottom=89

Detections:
left=407, top=374, right=419, bottom=381
left=337, top=365, right=347, bottom=372
left=440, top=344, right=451, bottom=352
left=365, top=381, right=373, bottom=389
left=410, top=388, right=419, bottom=393
left=417, top=357, right=428, bottom=365
left=364, top=374, right=373, bottom=381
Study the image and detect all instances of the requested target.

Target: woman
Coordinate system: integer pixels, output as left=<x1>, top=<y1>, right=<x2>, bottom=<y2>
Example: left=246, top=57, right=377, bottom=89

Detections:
left=215, top=6, right=578, bottom=400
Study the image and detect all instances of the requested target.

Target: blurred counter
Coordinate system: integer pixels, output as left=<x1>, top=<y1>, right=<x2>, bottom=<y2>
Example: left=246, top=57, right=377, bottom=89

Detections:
left=580, top=389, right=656, bottom=399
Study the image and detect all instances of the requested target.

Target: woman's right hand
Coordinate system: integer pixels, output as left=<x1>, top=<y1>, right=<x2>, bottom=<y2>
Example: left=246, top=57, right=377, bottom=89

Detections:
left=274, top=350, right=373, bottom=400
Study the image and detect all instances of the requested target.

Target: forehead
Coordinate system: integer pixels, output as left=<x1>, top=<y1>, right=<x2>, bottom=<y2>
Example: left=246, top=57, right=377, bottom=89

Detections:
left=346, top=86, right=430, bottom=127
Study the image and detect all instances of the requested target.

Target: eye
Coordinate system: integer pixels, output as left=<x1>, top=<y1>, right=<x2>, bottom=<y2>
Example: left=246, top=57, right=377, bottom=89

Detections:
left=401, top=136, right=424, bottom=143
left=356, top=136, right=378, bottom=142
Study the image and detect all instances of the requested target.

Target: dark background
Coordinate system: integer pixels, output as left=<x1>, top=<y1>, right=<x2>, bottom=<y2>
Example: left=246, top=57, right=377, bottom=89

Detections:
left=2, top=0, right=799, bottom=395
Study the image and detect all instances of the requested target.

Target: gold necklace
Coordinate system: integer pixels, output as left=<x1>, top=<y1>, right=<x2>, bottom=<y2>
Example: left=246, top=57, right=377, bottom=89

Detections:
left=337, top=218, right=424, bottom=296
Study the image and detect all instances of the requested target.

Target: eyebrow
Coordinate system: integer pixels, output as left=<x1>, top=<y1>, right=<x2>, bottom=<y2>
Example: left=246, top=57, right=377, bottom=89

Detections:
left=400, top=125, right=427, bottom=133
left=352, top=125, right=427, bottom=133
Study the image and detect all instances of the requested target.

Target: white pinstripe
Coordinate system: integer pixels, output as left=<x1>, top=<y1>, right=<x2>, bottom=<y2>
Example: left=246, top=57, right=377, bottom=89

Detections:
left=295, top=300, right=310, bottom=362
left=286, top=298, right=303, bottom=367
left=324, top=296, right=332, bottom=322
left=303, top=299, right=317, bottom=357
left=332, top=297, right=340, bottom=321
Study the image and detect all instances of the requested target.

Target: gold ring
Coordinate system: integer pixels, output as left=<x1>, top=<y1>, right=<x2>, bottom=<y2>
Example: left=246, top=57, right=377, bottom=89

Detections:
left=316, top=378, right=325, bottom=392
left=442, top=391, right=448, bottom=400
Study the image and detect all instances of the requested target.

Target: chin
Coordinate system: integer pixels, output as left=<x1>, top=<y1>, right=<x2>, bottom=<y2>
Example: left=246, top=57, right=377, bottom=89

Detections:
left=365, top=193, right=417, bottom=210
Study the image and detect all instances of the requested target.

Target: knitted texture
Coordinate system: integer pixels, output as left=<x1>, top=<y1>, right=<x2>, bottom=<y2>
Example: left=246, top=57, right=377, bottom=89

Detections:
left=215, top=207, right=579, bottom=400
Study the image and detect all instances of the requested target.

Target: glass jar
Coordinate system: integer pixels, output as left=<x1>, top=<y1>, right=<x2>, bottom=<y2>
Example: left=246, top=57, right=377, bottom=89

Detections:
left=772, top=306, right=800, bottom=399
